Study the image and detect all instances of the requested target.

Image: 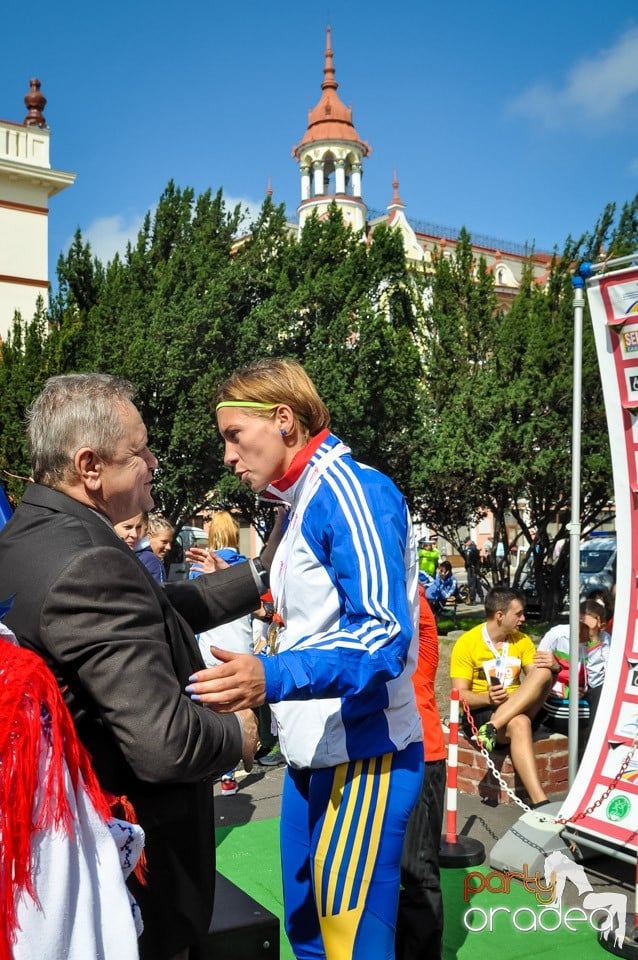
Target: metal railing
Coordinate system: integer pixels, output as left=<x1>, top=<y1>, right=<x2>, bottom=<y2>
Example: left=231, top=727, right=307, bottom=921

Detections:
left=366, top=208, right=554, bottom=258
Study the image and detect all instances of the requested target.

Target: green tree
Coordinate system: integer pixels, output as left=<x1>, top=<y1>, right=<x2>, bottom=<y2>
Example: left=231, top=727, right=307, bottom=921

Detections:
left=417, top=225, right=614, bottom=620
left=493, top=257, right=611, bottom=619
left=47, top=230, right=105, bottom=372
left=415, top=229, right=503, bottom=547
left=0, top=301, right=49, bottom=502
left=208, top=204, right=426, bottom=517
left=85, top=184, right=245, bottom=524
left=2, top=184, right=633, bottom=586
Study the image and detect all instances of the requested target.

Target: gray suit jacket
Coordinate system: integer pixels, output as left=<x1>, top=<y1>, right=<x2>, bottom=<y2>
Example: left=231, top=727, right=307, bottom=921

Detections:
left=0, top=483, right=262, bottom=959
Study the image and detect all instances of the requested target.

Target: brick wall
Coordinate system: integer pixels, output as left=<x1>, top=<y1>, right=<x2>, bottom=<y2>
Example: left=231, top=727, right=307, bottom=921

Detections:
left=446, top=730, right=569, bottom=805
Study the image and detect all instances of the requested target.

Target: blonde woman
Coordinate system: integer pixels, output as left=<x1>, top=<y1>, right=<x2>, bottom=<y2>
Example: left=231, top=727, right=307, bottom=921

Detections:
left=134, top=513, right=172, bottom=584
left=147, top=515, right=174, bottom=563
left=187, top=359, right=422, bottom=960
left=190, top=511, right=254, bottom=795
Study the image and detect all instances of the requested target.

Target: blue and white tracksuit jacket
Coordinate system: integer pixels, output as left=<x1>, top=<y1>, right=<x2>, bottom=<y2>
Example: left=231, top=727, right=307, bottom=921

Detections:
left=260, top=430, right=422, bottom=769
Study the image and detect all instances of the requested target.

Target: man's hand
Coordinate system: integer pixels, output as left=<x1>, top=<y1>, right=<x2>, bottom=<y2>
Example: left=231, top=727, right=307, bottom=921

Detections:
left=236, top=708, right=259, bottom=772
left=533, top=650, right=557, bottom=673
left=185, top=546, right=230, bottom=574
left=487, top=680, right=508, bottom=707
left=187, top=648, right=267, bottom=711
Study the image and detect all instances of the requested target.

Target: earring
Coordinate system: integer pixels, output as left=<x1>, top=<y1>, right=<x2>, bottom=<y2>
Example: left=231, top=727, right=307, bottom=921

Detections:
left=280, top=429, right=287, bottom=437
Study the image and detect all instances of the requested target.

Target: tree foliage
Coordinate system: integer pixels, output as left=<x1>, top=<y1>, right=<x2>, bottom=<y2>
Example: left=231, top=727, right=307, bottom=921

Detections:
left=415, top=197, right=638, bottom=619
left=0, top=300, right=50, bottom=502
left=0, top=188, right=424, bottom=526
left=0, top=183, right=636, bottom=612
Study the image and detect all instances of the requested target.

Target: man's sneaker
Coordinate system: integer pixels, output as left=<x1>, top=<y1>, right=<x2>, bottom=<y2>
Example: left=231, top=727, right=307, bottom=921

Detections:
left=477, top=722, right=497, bottom=752
left=220, top=776, right=238, bottom=796
left=257, top=746, right=285, bottom=767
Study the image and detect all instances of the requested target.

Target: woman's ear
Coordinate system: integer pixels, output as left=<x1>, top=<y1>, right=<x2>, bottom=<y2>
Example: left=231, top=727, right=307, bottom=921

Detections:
left=275, top=405, right=296, bottom=437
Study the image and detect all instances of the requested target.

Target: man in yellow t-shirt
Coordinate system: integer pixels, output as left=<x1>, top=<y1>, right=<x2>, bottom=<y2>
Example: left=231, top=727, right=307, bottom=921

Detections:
left=450, top=586, right=554, bottom=808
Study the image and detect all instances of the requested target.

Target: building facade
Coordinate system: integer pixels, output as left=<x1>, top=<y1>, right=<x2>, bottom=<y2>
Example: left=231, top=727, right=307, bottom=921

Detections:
left=290, top=30, right=559, bottom=562
left=291, top=29, right=553, bottom=300
left=0, top=79, right=75, bottom=342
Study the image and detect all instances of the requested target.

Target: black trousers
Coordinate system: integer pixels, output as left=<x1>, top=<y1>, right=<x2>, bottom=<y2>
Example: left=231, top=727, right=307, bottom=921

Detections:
left=396, top=757, right=446, bottom=960
left=466, top=568, right=484, bottom=603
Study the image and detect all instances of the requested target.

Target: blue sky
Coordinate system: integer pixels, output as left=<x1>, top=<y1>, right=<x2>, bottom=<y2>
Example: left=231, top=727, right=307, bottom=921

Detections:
left=2, top=1, right=638, bottom=278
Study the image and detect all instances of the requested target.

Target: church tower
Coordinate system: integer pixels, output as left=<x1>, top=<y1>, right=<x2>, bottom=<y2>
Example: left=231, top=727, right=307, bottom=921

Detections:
left=292, top=27, right=370, bottom=233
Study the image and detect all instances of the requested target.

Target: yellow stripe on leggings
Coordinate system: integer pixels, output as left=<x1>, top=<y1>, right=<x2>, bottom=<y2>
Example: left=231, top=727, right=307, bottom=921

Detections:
left=314, top=759, right=361, bottom=917
left=315, top=753, right=393, bottom=960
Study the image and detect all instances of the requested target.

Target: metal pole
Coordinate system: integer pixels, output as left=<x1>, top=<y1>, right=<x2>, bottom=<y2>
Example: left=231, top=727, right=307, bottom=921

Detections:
left=568, top=273, right=585, bottom=785
left=439, top=689, right=486, bottom=868
left=445, top=689, right=460, bottom=843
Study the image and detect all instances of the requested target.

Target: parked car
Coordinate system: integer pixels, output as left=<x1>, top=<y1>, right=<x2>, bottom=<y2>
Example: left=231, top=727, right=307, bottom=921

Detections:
left=166, top=525, right=208, bottom=581
left=519, top=535, right=616, bottom=616
left=579, top=536, right=616, bottom=600
left=518, top=554, right=553, bottom=618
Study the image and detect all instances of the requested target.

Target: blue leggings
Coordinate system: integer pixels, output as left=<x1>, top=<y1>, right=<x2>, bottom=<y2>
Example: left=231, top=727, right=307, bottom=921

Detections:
left=280, top=742, right=423, bottom=960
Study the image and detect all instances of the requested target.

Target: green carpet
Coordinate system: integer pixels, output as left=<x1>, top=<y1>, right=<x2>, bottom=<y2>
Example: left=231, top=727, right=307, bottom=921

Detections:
left=216, top=818, right=609, bottom=959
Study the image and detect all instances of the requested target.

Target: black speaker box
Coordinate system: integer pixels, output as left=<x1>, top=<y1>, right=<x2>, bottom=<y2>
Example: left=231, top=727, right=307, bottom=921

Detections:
left=193, top=872, right=280, bottom=959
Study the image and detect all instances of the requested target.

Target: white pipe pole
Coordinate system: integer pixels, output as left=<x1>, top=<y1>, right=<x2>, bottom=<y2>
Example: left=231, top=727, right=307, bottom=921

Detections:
left=568, top=273, right=585, bottom=785
left=589, top=253, right=638, bottom=273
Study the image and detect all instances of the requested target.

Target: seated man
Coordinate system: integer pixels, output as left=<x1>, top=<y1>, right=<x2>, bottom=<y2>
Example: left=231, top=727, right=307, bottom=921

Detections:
left=450, top=586, right=554, bottom=807
left=426, top=560, right=457, bottom=616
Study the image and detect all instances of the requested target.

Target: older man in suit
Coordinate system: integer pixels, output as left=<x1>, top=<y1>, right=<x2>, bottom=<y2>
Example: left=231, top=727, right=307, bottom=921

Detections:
left=0, top=373, right=271, bottom=960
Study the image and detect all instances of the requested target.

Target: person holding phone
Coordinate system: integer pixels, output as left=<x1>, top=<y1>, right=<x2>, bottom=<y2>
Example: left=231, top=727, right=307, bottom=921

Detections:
left=450, top=586, right=553, bottom=808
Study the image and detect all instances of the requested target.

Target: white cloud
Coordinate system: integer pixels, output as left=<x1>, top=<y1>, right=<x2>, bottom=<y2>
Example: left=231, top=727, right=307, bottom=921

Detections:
left=224, top=194, right=267, bottom=232
left=507, top=26, right=638, bottom=128
left=66, top=194, right=266, bottom=265
left=73, top=212, right=146, bottom=264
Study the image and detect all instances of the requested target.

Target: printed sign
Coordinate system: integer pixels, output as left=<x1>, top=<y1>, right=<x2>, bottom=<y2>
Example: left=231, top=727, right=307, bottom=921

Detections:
left=561, top=266, right=638, bottom=850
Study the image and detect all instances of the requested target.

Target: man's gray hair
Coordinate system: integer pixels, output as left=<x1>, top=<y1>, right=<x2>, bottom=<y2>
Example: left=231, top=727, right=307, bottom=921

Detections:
left=28, top=373, right=136, bottom=487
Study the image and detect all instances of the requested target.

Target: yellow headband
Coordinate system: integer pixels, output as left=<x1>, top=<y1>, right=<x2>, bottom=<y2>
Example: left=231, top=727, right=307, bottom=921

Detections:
left=215, top=401, right=278, bottom=412
left=215, top=399, right=309, bottom=427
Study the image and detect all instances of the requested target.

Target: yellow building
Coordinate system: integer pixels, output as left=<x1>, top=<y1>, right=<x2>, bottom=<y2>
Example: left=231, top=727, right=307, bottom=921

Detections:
left=0, top=79, right=75, bottom=341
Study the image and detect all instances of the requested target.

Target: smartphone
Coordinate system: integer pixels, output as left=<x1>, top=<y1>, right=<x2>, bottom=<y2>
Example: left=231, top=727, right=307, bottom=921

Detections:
left=489, top=676, right=501, bottom=687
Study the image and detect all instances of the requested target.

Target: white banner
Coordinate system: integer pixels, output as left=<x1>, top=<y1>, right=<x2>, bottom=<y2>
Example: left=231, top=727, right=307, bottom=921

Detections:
left=559, top=266, right=638, bottom=850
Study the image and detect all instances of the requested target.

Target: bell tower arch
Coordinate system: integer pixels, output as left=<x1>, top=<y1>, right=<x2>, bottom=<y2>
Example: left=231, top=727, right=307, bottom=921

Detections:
left=292, top=27, right=370, bottom=233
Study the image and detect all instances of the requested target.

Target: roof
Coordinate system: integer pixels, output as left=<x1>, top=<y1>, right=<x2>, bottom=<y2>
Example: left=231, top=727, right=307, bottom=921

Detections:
left=292, top=27, right=370, bottom=158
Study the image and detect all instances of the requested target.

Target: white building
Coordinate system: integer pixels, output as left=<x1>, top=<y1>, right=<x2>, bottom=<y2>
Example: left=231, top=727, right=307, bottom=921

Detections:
left=292, top=26, right=370, bottom=235
left=0, top=79, right=75, bottom=341
left=291, top=29, right=553, bottom=300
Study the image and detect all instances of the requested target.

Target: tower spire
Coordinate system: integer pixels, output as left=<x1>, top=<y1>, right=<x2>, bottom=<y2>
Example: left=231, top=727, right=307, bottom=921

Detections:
left=292, top=28, right=371, bottom=234
left=322, top=25, right=338, bottom=93
left=292, top=26, right=369, bottom=156
left=390, top=170, right=405, bottom=208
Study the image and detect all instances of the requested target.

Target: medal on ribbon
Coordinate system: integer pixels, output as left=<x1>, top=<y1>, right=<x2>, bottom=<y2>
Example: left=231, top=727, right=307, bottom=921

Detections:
left=266, top=611, right=285, bottom=656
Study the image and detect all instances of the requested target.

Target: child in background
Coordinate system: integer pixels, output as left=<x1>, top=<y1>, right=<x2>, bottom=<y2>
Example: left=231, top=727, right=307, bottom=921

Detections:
left=145, top=514, right=175, bottom=579
left=538, top=599, right=611, bottom=738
